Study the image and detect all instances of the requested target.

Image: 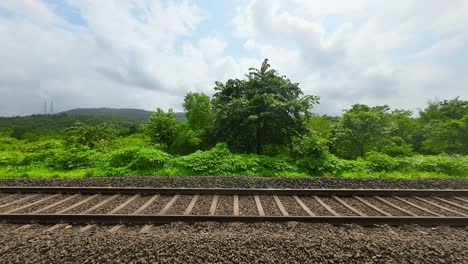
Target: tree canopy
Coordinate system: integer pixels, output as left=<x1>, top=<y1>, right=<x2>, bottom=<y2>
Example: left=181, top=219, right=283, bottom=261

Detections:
left=212, top=59, right=319, bottom=154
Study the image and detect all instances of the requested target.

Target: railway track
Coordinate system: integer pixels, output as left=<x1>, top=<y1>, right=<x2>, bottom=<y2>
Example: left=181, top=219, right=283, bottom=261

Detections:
left=0, top=187, right=467, bottom=231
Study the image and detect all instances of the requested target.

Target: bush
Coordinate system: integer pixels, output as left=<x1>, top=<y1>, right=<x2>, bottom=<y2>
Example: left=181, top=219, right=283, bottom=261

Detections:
left=293, top=134, right=329, bottom=159
left=0, top=151, right=27, bottom=166
left=365, top=152, right=400, bottom=172
left=402, top=155, right=468, bottom=176
left=296, top=154, right=340, bottom=175
left=45, top=146, right=100, bottom=170
left=108, top=147, right=171, bottom=171
left=383, top=144, right=414, bottom=157
left=170, top=143, right=297, bottom=176
left=335, top=158, right=369, bottom=174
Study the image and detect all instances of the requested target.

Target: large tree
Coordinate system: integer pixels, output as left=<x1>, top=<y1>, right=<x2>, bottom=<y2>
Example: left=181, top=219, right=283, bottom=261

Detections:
left=212, top=59, right=319, bottom=154
left=182, top=92, right=214, bottom=131
left=330, top=104, right=415, bottom=159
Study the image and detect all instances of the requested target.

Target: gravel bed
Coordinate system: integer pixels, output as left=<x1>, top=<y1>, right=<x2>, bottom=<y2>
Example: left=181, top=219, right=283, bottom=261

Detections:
left=239, top=195, right=258, bottom=216
left=0, top=194, right=47, bottom=213
left=1, top=176, right=467, bottom=189
left=260, top=195, right=283, bottom=216
left=142, top=195, right=173, bottom=215
left=364, top=197, right=407, bottom=216
left=426, top=197, right=468, bottom=214
left=407, top=197, right=464, bottom=216
left=215, top=195, right=233, bottom=216
left=444, top=197, right=468, bottom=205
left=90, top=195, right=131, bottom=214
left=300, top=196, right=332, bottom=215
left=0, top=194, right=25, bottom=206
left=0, top=194, right=11, bottom=200
left=116, top=196, right=151, bottom=215
left=166, top=195, right=193, bottom=215
left=0, top=223, right=467, bottom=263
left=39, top=195, right=84, bottom=214
left=65, top=195, right=103, bottom=214
left=190, top=195, right=212, bottom=215
left=14, top=195, right=73, bottom=214
left=386, top=197, right=433, bottom=216
left=320, top=197, right=355, bottom=216
left=339, top=197, right=382, bottom=216
left=276, top=195, right=307, bottom=216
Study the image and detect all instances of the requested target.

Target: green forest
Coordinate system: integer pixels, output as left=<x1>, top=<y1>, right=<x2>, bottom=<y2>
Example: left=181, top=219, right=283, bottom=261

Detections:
left=0, top=59, right=466, bottom=178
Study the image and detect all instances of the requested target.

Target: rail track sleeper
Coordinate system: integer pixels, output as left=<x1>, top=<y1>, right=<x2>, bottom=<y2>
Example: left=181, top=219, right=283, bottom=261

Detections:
left=453, top=197, right=468, bottom=203
left=31, top=194, right=80, bottom=214
left=183, top=195, right=199, bottom=216
left=158, top=195, right=179, bottom=215
left=313, top=196, right=339, bottom=216
left=4, top=194, right=61, bottom=214
left=109, top=225, right=124, bottom=233
left=374, top=196, right=417, bottom=216
left=44, top=224, right=67, bottom=233
left=209, top=195, right=219, bottom=216
left=80, top=224, right=96, bottom=233
left=139, top=224, right=152, bottom=234
left=133, top=194, right=160, bottom=215
left=108, top=194, right=140, bottom=215
left=353, top=196, right=392, bottom=216
left=56, top=194, right=99, bottom=214
left=293, top=195, right=315, bottom=216
left=0, top=194, right=17, bottom=204
left=332, top=196, right=366, bottom=216
left=82, top=194, right=119, bottom=214
left=391, top=196, right=442, bottom=217
left=0, top=194, right=39, bottom=209
left=432, top=197, right=468, bottom=211
left=14, top=224, right=32, bottom=232
left=233, top=195, right=240, bottom=216
left=254, top=195, right=265, bottom=216
left=413, top=197, right=468, bottom=217
left=273, top=195, right=289, bottom=216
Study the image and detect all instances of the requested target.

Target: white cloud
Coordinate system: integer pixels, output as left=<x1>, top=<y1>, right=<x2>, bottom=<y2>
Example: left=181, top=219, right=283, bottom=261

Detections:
left=232, top=0, right=468, bottom=115
left=0, top=0, right=253, bottom=115
left=0, top=0, right=467, bottom=116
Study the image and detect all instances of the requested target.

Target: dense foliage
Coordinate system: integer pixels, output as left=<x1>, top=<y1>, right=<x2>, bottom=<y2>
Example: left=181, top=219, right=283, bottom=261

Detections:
left=0, top=59, right=466, bottom=178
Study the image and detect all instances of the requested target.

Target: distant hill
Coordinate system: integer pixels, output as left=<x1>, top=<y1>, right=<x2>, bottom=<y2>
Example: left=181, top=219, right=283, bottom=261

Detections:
left=0, top=108, right=186, bottom=135
left=61, top=108, right=186, bottom=122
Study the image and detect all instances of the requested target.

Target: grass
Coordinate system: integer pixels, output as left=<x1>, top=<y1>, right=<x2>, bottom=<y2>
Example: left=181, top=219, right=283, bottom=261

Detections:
left=0, top=166, right=463, bottom=179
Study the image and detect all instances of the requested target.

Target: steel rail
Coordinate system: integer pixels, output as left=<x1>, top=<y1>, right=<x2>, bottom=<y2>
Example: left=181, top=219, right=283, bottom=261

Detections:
left=0, top=214, right=466, bottom=226
left=1, top=187, right=467, bottom=196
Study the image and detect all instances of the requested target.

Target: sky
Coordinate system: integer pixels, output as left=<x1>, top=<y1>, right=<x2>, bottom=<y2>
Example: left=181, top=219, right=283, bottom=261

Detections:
left=0, top=0, right=467, bottom=116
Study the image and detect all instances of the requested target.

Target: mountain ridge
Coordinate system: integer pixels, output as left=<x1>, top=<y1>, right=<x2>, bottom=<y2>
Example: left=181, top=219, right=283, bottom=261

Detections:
left=60, top=107, right=186, bottom=121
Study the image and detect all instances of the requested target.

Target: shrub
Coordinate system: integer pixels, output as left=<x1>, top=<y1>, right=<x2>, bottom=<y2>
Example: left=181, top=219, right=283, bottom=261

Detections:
left=402, top=155, right=468, bottom=176
left=45, top=146, right=100, bottom=170
left=108, top=147, right=171, bottom=171
left=335, top=158, right=369, bottom=174
left=383, top=144, right=414, bottom=157
left=296, top=154, right=340, bottom=175
left=0, top=151, right=27, bottom=166
left=170, top=143, right=296, bottom=176
left=365, top=152, right=400, bottom=172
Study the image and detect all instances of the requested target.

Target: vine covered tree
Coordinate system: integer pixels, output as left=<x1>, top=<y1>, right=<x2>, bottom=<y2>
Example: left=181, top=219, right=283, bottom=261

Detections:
left=212, top=59, right=319, bottom=154
left=145, top=108, right=177, bottom=149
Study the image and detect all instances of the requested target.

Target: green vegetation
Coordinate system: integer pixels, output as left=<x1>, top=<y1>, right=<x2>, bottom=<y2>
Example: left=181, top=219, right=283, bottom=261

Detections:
left=0, top=59, right=466, bottom=178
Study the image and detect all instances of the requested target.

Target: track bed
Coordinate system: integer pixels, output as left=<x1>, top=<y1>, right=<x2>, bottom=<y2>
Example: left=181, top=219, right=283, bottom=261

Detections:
left=0, top=187, right=467, bottom=231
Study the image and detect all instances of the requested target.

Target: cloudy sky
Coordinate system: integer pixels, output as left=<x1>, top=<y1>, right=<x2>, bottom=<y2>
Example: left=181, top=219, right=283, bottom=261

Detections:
left=1, top=0, right=467, bottom=116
